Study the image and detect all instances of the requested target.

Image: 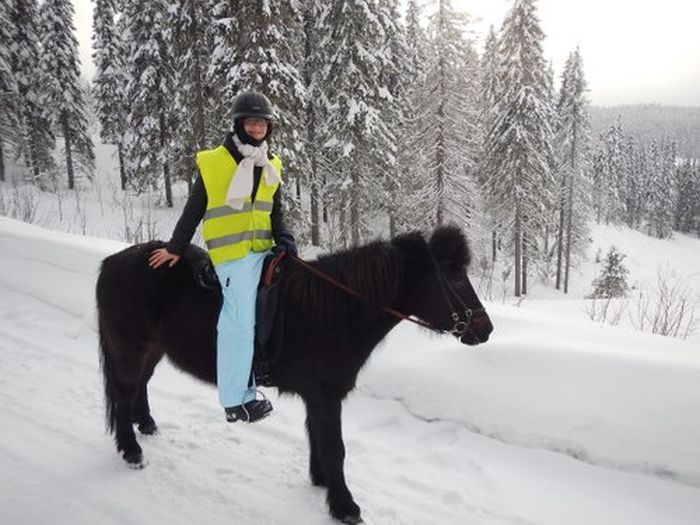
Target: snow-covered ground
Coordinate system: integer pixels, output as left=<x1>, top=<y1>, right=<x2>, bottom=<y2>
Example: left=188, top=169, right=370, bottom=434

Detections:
left=2, top=139, right=700, bottom=523
left=1, top=214, right=699, bottom=525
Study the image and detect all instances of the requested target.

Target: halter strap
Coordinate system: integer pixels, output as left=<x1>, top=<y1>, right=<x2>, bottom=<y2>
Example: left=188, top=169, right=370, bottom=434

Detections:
left=290, top=255, right=441, bottom=333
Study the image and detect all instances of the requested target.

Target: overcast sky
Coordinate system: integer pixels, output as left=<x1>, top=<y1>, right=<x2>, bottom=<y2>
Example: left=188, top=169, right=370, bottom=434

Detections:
left=74, top=0, right=700, bottom=107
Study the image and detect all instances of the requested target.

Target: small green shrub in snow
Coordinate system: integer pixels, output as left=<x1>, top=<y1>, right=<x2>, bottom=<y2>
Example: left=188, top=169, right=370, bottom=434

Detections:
left=589, top=247, right=629, bottom=298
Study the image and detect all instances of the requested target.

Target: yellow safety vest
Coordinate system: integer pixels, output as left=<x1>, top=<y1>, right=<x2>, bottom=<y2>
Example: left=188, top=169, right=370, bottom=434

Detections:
left=197, top=145, right=281, bottom=265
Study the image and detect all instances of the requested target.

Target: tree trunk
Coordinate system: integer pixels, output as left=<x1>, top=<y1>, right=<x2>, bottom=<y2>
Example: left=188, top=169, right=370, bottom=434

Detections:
left=555, top=175, right=566, bottom=290
left=63, top=115, right=75, bottom=190
left=310, top=176, right=320, bottom=246
left=164, top=162, right=173, bottom=208
left=522, top=230, right=528, bottom=295
left=435, top=114, right=444, bottom=226
left=0, top=139, right=5, bottom=182
left=159, top=112, right=173, bottom=207
left=304, top=4, right=320, bottom=247
left=563, top=123, right=578, bottom=294
left=564, top=173, right=574, bottom=294
left=514, top=202, right=522, bottom=297
left=118, top=142, right=127, bottom=190
left=350, top=168, right=360, bottom=246
left=491, top=230, right=497, bottom=263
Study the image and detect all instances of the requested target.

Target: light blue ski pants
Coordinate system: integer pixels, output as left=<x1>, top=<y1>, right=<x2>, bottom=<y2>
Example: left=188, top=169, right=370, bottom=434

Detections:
left=214, top=251, right=269, bottom=408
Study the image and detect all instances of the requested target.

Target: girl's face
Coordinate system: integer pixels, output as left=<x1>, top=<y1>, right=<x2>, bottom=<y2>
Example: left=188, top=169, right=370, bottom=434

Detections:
left=243, top=118, right=269, bottom=141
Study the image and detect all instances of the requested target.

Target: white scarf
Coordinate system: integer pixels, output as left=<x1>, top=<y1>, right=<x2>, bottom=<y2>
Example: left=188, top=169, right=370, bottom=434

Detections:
left=225, top=134, right=281, bottom=210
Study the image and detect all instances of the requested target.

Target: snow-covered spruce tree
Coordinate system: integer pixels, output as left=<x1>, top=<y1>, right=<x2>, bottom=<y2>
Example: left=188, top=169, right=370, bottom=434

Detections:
left=592, top=118, right=625, bottom=224
left=9, top=0, right=55, bottom=183
left=674, top=159, right=699, bottom=234
left=204, top=0, right=240, bottom=145
left=0, top=1, right=19, bottom=182
left=645, top=138, right=676, bottom=238
left=554, top=47, right=592, bottom=293
left=483, top=0, right=556, bottom=296
left=39, top=0, right=95, bottom=190
left=122, top=0, right=174, bottom=206
left=478, top=25, right=501, bottom=263
left=92, top=0, right=128, bottom=189
left=621, top=134, right=640, bottom=228
left=168, top=0, right=212, bottom=191
left=590, top=246, right=629, bottom=299
left=321, top=0, right=394, bottom=246
left=392, top=0, right=430, bottom=235
left=227, top=1, right=307, bottom=237
left=376, top=0, right=406, bottom=238
left=413, top=0, right=480, bottom=228
left=301, top=0, right=330, bottom=246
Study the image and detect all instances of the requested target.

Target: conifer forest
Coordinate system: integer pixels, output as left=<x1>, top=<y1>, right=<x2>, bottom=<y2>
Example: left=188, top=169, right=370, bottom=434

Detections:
left=1, top=0, right=699, bottom=297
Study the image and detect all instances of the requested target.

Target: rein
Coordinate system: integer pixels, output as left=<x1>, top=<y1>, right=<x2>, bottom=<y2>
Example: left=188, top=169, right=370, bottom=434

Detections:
left=289, top=254, right=477, bottom=337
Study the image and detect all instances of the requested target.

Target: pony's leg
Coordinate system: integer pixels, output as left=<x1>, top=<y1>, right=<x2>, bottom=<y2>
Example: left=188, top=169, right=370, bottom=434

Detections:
left=304, top=403, right=326, bottom=487
left=112, top=354, right=145, bottom=466
left=133, top=377, right=157, bottom=435
left=305, top=395, right=362, bottom=524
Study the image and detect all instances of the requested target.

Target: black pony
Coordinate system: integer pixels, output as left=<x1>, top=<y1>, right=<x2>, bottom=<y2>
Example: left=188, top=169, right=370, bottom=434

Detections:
left=96, top=225, right=493, bottom=524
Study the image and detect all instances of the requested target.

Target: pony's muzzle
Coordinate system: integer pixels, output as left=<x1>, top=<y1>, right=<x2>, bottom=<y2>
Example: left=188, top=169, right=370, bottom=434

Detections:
left=460, top=310, right=493, bottom=345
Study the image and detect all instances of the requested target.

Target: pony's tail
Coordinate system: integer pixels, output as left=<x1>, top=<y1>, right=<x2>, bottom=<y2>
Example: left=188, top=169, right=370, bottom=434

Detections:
left=98, top=319, right=118, bottom=435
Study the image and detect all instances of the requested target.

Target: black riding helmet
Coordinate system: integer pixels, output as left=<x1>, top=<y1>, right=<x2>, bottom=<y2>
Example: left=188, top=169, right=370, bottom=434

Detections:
left=232, top=91, right=275, bottom=120
left=232, top=90, right=275, bottom=145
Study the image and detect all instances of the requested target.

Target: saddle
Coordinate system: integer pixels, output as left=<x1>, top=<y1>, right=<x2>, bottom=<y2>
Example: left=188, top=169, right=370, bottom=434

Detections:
left=253, top=252, right=287, bottom=386
left=190, top=249, right=286, bottom=387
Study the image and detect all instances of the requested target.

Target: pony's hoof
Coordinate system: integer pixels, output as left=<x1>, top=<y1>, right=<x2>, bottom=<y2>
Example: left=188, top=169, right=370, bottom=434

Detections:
left=138, top=419, right=158, bottom=435
left=330, top=501, right=362, bottom=524
left=338, top=515, right=363, bottom=524
left=123, top=450, right=145, bottom=469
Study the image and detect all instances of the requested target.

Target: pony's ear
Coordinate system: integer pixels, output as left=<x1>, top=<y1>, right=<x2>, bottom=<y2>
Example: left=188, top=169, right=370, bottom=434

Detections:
left=429, top=225, right=472, bottom=267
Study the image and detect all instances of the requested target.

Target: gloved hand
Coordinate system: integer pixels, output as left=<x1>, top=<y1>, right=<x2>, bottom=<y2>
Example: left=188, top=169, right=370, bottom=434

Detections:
left=272, top=235, right=298, bottom=258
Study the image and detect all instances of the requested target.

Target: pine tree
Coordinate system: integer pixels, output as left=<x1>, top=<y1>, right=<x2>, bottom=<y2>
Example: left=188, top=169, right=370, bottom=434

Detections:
left=301, top=0, right=328, bottom=246
left=122, top=0, right=174, bottom=206
left=479, top=26, right=501, bottom=262
left=590, top=246, right=629, bottom=298
left=92, top=0, right=128, bottom=189
left=9, top=0, right=55, bottom=183
left=228, top=1, right=307, bottom=235
left=0, top=1, right=19, bottom=182
left=168, top=0, right=212, bottom=191
left=592, top=118, right=626, bottom=224
left=554, top=47, right=591, bottom=293
left=39, top=0, right=95, bottom=189
left=204, top=0, right=243, bottom=145
left=322, top=0, right=393, bottom=246
left=675, top=159, right=698, bottom=233
left=646, top=138, right=676, bottom=238
left=393, top=0, right=429, bottom=235
left=413, top=0, right=480, bottom=228
left=483, top=0, right=556, bottom=296
left=377, top=0, right=406, bottom=237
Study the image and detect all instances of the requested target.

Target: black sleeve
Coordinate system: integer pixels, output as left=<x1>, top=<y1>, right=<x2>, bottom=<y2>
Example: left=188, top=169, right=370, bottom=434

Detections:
left=167, top=176, right=207, bottom=255
left=271, top=185, right=296, bottom=248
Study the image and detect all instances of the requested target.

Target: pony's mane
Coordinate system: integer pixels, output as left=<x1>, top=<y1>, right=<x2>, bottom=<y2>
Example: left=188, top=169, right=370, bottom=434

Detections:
left=310, top=237, right=405, bottom=304
left=285, top=233, right=431, bottom=326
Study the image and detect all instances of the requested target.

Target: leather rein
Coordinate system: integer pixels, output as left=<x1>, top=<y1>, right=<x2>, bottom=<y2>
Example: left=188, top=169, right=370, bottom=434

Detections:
left=287, top=253, right=481, bottom=338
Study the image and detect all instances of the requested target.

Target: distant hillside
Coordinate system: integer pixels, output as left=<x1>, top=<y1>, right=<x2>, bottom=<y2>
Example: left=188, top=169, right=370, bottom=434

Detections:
left=589, top=104, right=700, bottom=158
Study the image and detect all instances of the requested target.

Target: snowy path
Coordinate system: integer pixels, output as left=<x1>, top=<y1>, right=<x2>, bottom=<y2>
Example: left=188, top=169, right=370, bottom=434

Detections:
left=1, top=217, right=700, bottom=525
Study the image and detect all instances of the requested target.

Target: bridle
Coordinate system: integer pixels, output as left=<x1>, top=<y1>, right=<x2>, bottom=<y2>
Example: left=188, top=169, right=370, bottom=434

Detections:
left=429, top=253, right=486, bottom=339
left=288, top=253, right=484, bottom=339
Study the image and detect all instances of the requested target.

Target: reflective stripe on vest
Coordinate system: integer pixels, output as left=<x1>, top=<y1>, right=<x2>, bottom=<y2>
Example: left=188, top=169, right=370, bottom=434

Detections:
left=197, top=145, right=281, bottom=265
